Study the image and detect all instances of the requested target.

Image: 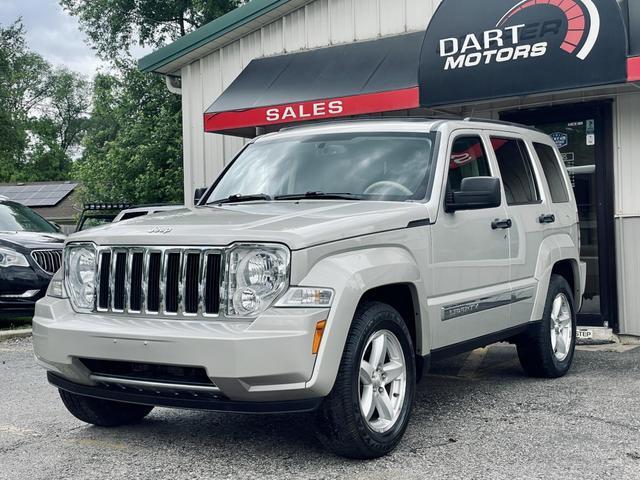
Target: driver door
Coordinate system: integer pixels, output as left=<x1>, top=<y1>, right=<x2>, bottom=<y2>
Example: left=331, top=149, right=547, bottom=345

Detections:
left=428, top=131, right=512, bottom=350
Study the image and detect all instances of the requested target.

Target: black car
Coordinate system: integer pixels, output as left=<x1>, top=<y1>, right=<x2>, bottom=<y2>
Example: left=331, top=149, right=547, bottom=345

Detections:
left=0, top=199, right=65, bottom=316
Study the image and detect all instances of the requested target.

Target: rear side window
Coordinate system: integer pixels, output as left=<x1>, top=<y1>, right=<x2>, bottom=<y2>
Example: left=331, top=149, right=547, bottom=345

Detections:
left=491, top=138, right=540, bottom=205
left=448, top=136, right=491, bottom=191
left=534, top=143, right=570, bottom=203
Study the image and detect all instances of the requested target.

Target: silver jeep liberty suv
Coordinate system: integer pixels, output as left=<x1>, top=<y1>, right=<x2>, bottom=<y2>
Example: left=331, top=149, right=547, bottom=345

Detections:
left=33, top=118, right=585, bottom=458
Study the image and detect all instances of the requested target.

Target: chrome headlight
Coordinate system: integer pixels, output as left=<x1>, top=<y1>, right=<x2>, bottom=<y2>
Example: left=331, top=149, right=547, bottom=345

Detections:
left=225, top=244, right=290, bottom=318
left=64, top=243, right=96, bottom=311
left=0, top=246, right=29, bottom=268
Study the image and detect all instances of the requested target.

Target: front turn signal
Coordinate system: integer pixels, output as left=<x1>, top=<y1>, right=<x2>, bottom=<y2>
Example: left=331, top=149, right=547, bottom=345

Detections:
left=312, top=320, right=327, bottom=354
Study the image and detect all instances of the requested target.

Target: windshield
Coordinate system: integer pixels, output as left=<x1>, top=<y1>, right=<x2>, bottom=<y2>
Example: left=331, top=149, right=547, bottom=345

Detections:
left=0, top=201, right=58, bottom=233
left=207, top=132, right=436, bottom=203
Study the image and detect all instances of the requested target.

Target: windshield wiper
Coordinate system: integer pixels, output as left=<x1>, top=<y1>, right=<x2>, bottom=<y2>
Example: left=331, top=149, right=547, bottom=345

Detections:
left=208, top=193, right=272, bottom=205
left=274, top=191, right=363, bottom=201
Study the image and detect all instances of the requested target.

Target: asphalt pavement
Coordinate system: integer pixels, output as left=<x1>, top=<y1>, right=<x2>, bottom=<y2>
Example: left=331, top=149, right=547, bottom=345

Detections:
left=1, top=337, right=639, bottom=479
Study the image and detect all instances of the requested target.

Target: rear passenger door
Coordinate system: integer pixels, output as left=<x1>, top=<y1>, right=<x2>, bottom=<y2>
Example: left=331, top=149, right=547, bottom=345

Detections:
left=429, top=132, right=512, bottom=349
left=489, top=134, right=545, bottom=324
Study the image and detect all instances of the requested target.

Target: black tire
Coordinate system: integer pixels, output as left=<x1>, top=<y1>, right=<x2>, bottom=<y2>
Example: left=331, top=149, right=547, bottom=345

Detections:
left=516, top=274, right=577, bottom=378
left=59, top=389, right=153, bottom=427
left=315, top=301, right=416, bottom=459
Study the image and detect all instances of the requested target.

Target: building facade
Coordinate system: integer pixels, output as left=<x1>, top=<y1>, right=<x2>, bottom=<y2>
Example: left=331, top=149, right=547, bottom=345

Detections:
left=140, top=0, right=640, bottom=336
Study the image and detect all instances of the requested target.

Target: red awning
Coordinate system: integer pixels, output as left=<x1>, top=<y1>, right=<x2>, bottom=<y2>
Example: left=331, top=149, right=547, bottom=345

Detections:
left=204, top=32, right=423, bottom=137
left=204, top=88, right=419, bottom=135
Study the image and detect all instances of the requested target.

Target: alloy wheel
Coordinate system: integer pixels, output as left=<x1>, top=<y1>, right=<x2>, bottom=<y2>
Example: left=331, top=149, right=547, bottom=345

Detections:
left=550, top=293, right=573, bottom=361
left=358, top=329, right=407, bottom=433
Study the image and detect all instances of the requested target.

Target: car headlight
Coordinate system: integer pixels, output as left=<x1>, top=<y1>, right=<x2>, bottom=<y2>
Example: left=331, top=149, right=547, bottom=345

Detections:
left=64, top=244, right=96, bottom=311
left=0, top=246, right=29, bottom=268
left=225, top=244, right=290, bottom=317
left=47, top=269, right=67, bottom=299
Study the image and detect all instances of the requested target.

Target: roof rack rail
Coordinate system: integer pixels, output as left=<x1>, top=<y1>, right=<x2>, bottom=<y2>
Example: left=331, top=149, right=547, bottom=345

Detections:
left=275, top=116, right=548, bottom=135
left=463, top=117, right=544, bottom=133
left=82, top=202, right=133, bottom=211
left=278, top=116, right=457, bottom=133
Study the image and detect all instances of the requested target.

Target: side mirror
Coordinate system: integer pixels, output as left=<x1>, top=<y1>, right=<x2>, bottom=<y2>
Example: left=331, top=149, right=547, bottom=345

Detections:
left=445, top=177, right=501, bottom=213
left=194, top=187, right=208, bottom=205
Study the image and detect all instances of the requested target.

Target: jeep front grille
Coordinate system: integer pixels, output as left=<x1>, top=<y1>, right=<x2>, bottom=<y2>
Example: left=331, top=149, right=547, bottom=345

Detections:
left=96, top=247, right=222, bottom=317
left=31, top=249, right=62, bottom=275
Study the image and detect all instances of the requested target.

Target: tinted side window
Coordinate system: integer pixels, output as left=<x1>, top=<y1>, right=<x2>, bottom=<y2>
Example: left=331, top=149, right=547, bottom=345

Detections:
left=534, top=143, right=570, bottom=203
left=491, top=138, right=540, bottom=205
left=448, top=136, right=491, bottom=191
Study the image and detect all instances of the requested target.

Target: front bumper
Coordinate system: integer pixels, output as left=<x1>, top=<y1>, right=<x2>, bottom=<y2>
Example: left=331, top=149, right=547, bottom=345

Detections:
left=48, top=372, right=323, bottom=413
left=33, top=296, right=330, bottom=402
left=0, top=295, right=44, bottom=315
left=0, top=267, right=49, bottom=314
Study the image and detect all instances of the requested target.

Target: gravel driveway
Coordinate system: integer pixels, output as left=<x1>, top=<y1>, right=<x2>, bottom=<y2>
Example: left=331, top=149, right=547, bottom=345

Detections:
left=1, top=337, right=639, bottom=479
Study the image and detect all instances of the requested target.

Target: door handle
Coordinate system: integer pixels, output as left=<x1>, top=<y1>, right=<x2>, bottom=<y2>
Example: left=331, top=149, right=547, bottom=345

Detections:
left=491, top=218, right=512, bottom=230
left=538, top=213, right=556, bottom=224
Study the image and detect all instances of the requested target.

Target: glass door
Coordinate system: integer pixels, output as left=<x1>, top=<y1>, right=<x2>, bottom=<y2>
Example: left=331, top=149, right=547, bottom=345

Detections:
left=501, top=102, right=617, bottom=329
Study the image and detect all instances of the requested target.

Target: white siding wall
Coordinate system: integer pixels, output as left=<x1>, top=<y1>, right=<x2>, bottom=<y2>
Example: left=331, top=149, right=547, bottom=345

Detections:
left=180, top=0, right=442, bottom=204
left=614, top=93, right=640, bottom=336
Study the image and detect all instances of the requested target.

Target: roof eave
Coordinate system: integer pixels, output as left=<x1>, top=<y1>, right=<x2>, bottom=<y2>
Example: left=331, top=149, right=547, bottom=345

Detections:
left=138, top=0, right=300, bottom=75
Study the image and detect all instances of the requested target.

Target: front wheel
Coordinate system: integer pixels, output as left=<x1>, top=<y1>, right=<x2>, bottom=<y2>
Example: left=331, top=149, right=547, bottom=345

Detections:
left=315, top=302, right=416, bottom=459
left=516, top=274, right=577, bottom=378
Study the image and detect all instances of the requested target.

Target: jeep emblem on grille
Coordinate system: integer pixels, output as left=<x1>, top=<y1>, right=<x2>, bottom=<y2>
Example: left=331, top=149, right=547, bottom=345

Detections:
left=148, top=226, right=172, bottom=234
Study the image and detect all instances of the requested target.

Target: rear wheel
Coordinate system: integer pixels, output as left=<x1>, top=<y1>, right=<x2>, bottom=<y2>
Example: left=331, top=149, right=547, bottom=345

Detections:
left=315, top=302, right=416, bottom=459
left=516, top=274, right=576, bottom=378
left=59, top=390, right=153, bottom=427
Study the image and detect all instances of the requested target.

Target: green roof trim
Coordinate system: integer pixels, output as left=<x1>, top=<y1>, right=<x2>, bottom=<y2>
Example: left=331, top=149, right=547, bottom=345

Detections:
left=139, top=0, right=292, bottom=73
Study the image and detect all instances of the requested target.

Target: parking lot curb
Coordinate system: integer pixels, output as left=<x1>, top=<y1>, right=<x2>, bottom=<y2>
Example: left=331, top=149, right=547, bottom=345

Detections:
left=0, top=328, right=32, bottom=341
left=618, top=334, right=640, bottom=345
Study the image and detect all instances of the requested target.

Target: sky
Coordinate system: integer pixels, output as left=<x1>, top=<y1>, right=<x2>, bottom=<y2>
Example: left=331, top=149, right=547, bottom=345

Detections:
left=0, top=0, right=150, bottom=78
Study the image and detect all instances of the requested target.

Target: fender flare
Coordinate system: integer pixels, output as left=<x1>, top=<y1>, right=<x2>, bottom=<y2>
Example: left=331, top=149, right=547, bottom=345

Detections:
left=299, top=246, right=425, bottom=397
left=532, top=234, right=582, bottom=320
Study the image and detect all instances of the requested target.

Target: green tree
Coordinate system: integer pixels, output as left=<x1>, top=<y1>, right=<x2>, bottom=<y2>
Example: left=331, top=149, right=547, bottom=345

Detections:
left=64, top=0, right=243, bottom=204
left=0, top=20, right=50, bottom=180
left=0, top=21, right=89, bottom=182
left=73, top=66, right=183, bottom=204
left=22, top=69, right=90, bottom=181
left=60, top=0, right=241, bottom=60
left=42, top=69, right=90, bottom=157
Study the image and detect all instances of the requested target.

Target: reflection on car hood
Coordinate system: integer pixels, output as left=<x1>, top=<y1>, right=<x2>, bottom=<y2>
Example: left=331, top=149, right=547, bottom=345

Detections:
left=0, top=231, right=66, bottom=251
left=67, top=201, right=432, bottom=250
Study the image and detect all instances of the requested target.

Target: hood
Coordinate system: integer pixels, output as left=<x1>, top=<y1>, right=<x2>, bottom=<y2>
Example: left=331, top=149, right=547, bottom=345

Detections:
left=68, top=201, right=432, bottom=250
left=0, top=231, right=66, bottom=251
